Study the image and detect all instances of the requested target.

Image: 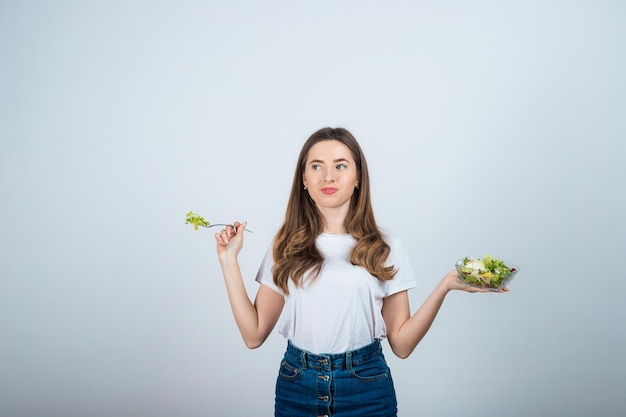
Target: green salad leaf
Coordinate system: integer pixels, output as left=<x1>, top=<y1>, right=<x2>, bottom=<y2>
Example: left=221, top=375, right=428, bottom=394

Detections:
left=185, top=211, right=210, bottom=231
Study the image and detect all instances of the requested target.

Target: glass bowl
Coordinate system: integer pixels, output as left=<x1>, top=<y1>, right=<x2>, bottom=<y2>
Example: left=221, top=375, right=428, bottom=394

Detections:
left=455, top=256, right=520, bottom=291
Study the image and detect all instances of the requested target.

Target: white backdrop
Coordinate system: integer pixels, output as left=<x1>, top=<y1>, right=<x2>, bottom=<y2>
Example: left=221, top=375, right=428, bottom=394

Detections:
left=1, top=1, right=625, bottom=416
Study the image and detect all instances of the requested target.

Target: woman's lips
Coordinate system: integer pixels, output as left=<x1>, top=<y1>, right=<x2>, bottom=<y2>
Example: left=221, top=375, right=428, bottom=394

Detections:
left=321, top=187, right=338, bottom=194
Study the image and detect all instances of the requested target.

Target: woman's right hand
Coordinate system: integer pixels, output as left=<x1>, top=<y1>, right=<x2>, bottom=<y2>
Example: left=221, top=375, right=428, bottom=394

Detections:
left=442, top=269, right=509, bottom=293
left=215, top=221, right=247, bottom=263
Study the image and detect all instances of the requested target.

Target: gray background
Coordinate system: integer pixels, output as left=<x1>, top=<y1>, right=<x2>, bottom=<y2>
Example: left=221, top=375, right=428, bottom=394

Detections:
left=1, top=1, right=625, bottom=416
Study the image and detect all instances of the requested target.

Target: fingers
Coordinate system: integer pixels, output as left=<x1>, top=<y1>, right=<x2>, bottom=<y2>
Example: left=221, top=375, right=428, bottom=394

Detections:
left=469, top=286, right=509, bottom=294
left=216, top=228, right=233, bottom=244
left=214, top=222, right=246, bottom=244
left=214, top=232, right=228, bottom=245
left=467, top=286, right=490, bottom=293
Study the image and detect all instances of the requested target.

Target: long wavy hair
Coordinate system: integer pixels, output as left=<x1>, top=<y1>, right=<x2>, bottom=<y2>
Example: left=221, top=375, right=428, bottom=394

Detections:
left=272, top=127, right=397, bottom=294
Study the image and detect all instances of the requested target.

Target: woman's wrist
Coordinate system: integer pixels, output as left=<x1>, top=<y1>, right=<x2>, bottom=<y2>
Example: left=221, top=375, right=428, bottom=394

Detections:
left=440, top=271, right=460, bottom=292
left=431, top=276, right=450, bottom=296
left=218, top=255, right=239, bottom=269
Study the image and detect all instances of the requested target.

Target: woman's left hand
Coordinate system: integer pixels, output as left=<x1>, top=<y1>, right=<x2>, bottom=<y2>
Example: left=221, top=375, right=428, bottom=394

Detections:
left=442, top=269, right=509, bottom=293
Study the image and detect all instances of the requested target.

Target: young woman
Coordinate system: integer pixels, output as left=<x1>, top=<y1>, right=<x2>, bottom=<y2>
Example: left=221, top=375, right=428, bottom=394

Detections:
left=214, top=127, right=507, bottom=417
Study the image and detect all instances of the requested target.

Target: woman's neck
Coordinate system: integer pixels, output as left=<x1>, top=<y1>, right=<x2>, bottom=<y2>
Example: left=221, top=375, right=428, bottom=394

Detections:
left=318, top=207, right=348, bottom=234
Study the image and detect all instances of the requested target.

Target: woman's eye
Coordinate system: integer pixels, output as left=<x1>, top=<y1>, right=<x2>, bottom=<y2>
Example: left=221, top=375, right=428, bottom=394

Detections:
left=336, top=164, right=346, bottom=170
left=311, top=164, right=320, bottom=170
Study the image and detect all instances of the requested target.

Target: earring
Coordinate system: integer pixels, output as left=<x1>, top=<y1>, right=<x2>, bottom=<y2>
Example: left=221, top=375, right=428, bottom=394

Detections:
left=304, top=185, right=307, bottom=190
left=355, top=183, right=359, bottom=189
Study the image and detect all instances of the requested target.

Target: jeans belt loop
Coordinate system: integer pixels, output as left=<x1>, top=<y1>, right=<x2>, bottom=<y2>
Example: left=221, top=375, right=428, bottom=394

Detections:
left=345, top=350, right=353, bottom=371
left=301, top=351, right=308, bottom=370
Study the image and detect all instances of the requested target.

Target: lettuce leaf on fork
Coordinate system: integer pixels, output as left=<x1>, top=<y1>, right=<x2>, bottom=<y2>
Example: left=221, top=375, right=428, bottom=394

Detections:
left=185, top=211, right=210, bottom=231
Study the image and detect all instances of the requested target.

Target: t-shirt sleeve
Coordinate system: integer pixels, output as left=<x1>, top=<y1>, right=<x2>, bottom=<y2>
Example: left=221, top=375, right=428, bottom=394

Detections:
left=383, top=234, right=417, bottom=296
left=255, top=245, right=285, bottom=296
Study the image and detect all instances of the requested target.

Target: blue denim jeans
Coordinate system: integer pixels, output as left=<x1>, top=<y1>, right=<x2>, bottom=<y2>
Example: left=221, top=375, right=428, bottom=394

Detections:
left=275, top=339, right=397, bottom=417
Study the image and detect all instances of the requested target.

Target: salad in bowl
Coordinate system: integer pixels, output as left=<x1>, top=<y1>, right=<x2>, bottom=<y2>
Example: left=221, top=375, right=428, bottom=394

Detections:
left=455, top=255, right=519, bottom=291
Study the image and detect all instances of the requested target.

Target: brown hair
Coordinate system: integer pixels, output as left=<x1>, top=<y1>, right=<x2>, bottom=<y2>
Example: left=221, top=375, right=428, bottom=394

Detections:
left=272, top=127, right=397, bottom=294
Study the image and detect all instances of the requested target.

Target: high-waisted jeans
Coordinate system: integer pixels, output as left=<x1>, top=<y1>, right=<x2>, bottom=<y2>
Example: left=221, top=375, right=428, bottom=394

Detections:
left=274, top=339, right=397, bottom=417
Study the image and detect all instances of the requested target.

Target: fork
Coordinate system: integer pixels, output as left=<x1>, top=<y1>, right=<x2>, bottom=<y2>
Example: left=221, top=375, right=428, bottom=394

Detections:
left=200, top=224, right=253, bottom=233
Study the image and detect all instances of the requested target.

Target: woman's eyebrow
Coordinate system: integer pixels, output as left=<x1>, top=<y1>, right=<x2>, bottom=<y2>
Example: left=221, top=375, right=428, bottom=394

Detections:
left=309, top=158, right=350, bottom=164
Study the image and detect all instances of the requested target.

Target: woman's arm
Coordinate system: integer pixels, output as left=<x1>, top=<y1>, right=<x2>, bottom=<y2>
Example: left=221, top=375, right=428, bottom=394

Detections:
left=382, top=270, right=506, bottom=359
left=216, top=222, right=284, bottom=349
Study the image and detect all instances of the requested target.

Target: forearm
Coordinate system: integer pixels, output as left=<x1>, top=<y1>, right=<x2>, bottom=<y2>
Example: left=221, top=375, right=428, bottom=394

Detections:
left=219, top=258, right=263, bottom=348
left=392, top=279, right=450, bottom=358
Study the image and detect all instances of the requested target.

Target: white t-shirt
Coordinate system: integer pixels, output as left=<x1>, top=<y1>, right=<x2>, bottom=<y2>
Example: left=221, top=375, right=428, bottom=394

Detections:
left=255, top=232, right=417, bottom=354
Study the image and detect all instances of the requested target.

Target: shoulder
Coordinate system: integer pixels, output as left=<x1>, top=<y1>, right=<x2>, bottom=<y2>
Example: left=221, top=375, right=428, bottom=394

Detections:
left=378, top=228, right=417, bottom=288
left=378, top=227, right=403, bottom=248
left=378, top=227, right=413, bottom=264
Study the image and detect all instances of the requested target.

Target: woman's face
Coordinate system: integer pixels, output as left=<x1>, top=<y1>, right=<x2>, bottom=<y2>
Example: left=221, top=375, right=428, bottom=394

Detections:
left=302, top=140, right=359, bottom=215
